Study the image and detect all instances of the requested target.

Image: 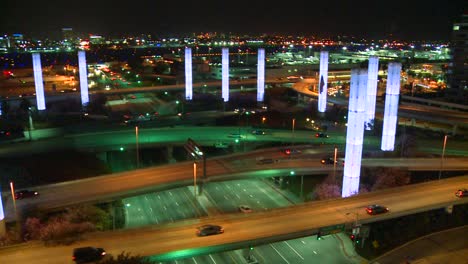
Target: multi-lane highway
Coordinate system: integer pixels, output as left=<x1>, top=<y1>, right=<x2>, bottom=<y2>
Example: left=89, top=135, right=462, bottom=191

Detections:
left=4, top=149, right=468, bottom=221
left=1, top=176, right=466, bottom=264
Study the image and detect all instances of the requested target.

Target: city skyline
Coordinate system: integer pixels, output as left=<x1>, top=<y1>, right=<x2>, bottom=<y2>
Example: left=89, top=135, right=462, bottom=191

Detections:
left=0, top=0, right=465, bottom=40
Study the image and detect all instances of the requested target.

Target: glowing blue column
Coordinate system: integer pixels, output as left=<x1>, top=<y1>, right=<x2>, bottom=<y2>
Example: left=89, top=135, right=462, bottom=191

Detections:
left=318, top=51, right=329, bottom=112
left=365, top=56, right=379, bottom=130
left=222, top=48, right=229, bottom=102
left=0, top=189, right=4, bottom=221
left=342, top=69, right=367, bottom=198
left=185, top=47, right=193, bottom=100
left=381, top=62, right=402, bottom=151
left=32, top=53, right=46, bottom=110
left=257, top=48, right=265, bottom=102
left=78, top=51, right=89, bottom=106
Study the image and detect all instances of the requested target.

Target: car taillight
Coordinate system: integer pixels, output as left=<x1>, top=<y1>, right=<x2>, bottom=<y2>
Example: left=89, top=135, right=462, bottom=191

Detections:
left=72, top=256, right=76, bottom=260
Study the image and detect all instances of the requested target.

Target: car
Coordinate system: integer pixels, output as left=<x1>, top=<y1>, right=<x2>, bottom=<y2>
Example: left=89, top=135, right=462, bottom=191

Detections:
left=251, top=129, right=267, bottom=135
left=455, top=189, right=468, bottom=197
left=321, top=157, right=336, bottom=165
left=281, top=148, right=301, bottom=155
left=315, top=132, right=329, bottom=138
left=256, top=158, right=277, bottom=165
left=228, top=133, right=243, bottom=139
left=239, top=205, right=253, bottom=213
left=72, top=247, right=106, bottom=264
left=365, top=204, right=389, bottom=215
left=14, top=190, right=39, bottom=200
left=196, top=224, right=224, bottom=236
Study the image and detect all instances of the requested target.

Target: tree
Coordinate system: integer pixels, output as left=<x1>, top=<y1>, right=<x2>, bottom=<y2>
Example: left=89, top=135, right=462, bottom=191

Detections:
left=100, top=252, right=153, bottom=264
left=65, top=205, right=110, bottom=231
left=371, top=168, right=411, bottom=191
left=313, top=183, right=341, bottom=200
left=24, top=217, right=43, bottom=240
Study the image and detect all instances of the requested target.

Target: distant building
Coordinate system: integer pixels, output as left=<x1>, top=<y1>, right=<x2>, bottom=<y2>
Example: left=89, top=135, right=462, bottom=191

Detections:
left=89, top=35, right=105, bottom=45
left=62, top=28, right=74, bottom=41
left=447, top=12, right=468, bottom=98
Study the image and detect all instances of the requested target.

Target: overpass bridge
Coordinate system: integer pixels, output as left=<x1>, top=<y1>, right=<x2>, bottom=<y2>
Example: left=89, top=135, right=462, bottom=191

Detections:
left=0, top=175, right=466, bottom=263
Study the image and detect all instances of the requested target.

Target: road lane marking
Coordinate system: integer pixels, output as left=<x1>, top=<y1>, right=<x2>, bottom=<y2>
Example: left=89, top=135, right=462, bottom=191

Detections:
left=270, top=244, right=290, bottom=264
left=301, top=240, right=306, bottom=244
left=192, top=257, right=198, bottom=264
left=313, top=250, right=317, bottom=254
left=209, top=254, right=217, bottom=263
left=284, top=241, right=304, bottom=260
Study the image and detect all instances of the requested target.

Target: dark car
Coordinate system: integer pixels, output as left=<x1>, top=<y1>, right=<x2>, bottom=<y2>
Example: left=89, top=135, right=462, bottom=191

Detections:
left=196, top=224, right=224, bottom=236
left=365, top=204, right=389, bottom=215
left=455, top=189, right=468, bottom=197
left=281, top=148, right=301, bottom=155
left=321, top=157, right=336, bottom=165
left=251, top=129, right=267, bottom=135
left=315, top=132, right=329, bottom=138
left=256, top=158, right=277, bottom=165
left=14, top=190, right=39, bottom=200
left=72, top=247, right=106, bottom=264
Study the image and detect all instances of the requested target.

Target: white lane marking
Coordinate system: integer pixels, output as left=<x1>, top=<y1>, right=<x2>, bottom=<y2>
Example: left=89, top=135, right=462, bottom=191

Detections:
left=176, top=202, right=179, bottom=206
left=192, top=257, right=198, bottom=264
left=301, top=240, right=306, bottom=244
left=224, top=195, right=229, bottom=200
left=209, top=254, right=217, bottom=263
left=270, top=244, right=290, bottom=264
left=284, top=241, right=304, bottom=260
left=169, top=192, right=173, bottom=196
left=243, top=189, right=247, bottom=192
left=313, top=250, right=317, bottom=254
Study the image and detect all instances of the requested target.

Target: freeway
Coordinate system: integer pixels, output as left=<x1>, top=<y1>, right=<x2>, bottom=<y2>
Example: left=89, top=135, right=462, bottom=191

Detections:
left=1, top=176, right=466, bottom=264
left=4, top=148, right=468, bottom=220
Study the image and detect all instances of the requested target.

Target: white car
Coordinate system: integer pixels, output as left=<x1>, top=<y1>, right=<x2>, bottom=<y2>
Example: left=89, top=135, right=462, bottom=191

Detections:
left=239, top=205, right=253, bottom=213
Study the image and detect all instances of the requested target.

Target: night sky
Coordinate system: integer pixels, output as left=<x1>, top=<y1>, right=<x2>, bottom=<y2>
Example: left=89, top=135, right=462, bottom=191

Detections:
left=0, top=0, right=465, bottom=40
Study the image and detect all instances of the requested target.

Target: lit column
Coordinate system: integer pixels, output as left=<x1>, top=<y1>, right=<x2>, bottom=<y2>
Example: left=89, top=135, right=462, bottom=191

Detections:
left=381, top=62, right=402, bottom=151
left=185, top=47, right=193, bottom=100
left=365, top=56, right=379, bottom=130
left=0, top=187, right=5, bottom=235
left=78, top=51, right=89, bottom=106
left=257, top=48, right=265, bottom=102
left=318, top=51, right=329, bottom=112
left=342, top=69, right=367, bottom=198
left=222, top=47, right=229, bottom=102
left=32, top=53, right=46, bottom=110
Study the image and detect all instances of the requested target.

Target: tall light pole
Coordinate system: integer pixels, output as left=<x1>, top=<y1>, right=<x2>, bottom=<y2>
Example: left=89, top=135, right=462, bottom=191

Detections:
left=438, top=135, right=448, bottom=180
left=193, top=162, right=197, bottom=196
left=135, top=126, right=139, bottom=168
left=291, top=118, right=296, bottom=147
left=333, top=146, right=338, bottom=182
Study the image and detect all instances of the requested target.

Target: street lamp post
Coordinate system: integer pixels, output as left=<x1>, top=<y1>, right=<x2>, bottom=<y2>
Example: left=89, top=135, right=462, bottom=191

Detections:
left=135, top=126, right=139, bottom=168
left=333, top=146, right=338, bottom=182
left=193, top=162, right=197, bottom=196
left=438, top=135, right=448, bottom=180
left=291, top=118, right=296, bottom=147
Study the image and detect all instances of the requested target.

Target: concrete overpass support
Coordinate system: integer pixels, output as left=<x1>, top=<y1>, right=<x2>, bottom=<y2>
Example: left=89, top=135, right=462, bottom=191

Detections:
left=78, top=51, right=89, bottom=106
left=32, top=53, right=46, bottom=110
left=257, top=48, right=265, bottom=102
left=318, top=51, right=329, bottom=112
left=342, top=69, right=367, bottom=198
left=381, top=62, right=402, bottom=151
left=185, top=47, right=193, bottom=100
left=167, top=146, right=176, bottom=163
left=365, top=56, right=379, bottom=130
left=222, top=48, right=229, bottom=102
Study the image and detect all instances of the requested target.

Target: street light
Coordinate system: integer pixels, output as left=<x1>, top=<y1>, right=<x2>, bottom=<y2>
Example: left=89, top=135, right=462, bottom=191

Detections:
left=135, top=126, right=139, bottom=168
left=291, top=118, right=296, bottom=148
left=333, top=146, right=338, bottom=182
left=193, top=162, right=197, bottom=196
left=438, top=135, right=448, bottom=180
